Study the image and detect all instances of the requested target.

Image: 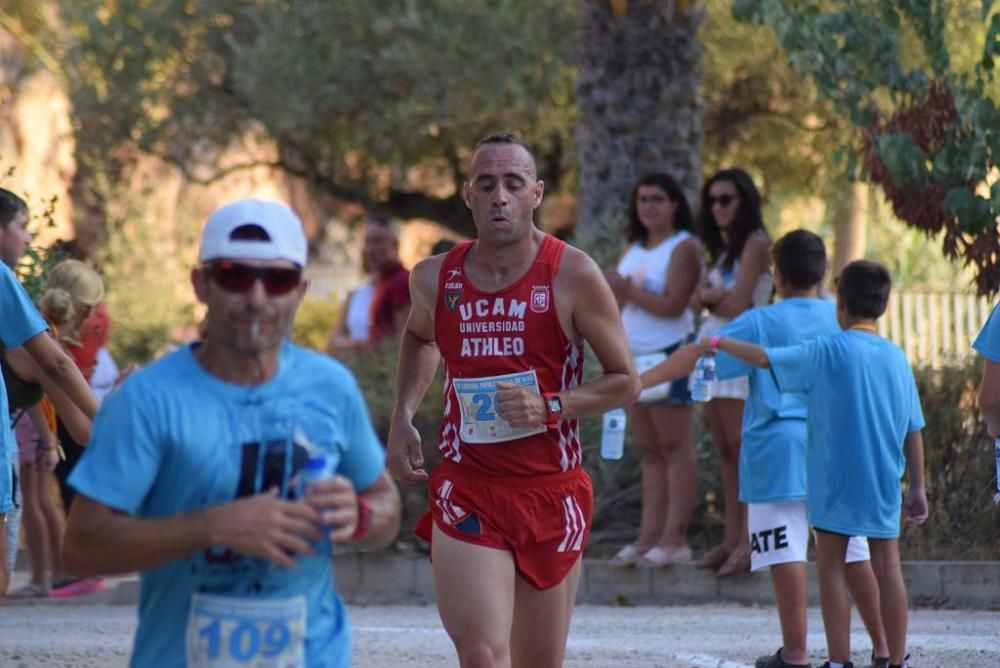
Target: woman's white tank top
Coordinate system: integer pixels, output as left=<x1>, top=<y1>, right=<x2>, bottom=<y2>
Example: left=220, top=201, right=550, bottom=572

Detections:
left=616, top=231, right=695, bottom=354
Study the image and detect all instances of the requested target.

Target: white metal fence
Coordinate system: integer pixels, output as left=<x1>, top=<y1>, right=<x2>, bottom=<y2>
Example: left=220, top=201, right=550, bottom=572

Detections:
left=876, top=290, right=995, bottom=368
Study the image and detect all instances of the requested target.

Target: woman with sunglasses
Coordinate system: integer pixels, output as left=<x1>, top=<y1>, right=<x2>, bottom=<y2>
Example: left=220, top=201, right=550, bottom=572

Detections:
left=604, top=172, right=703, bottom=568
left=692, top=167, right=773, bottom=577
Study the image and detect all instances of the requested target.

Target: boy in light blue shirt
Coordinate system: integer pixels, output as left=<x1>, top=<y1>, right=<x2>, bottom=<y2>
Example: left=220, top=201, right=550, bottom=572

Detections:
left=711, top=260, right=927, bottom=668
left=640, top=231, right=888, bottom=668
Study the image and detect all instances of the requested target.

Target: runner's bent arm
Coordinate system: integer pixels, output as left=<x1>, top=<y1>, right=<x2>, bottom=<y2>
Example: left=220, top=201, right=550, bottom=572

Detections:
left=386, top=257, right=442, bottom=482
left=551, top=247, right=640, bottom=418
left=310, top=471, right=401, bottom=550
left=63, top=490, right=323, bottom=576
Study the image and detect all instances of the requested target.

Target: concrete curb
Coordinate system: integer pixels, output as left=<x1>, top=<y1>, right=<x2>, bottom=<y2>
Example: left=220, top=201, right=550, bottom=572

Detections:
left=10, top=552, right=999, bottom=609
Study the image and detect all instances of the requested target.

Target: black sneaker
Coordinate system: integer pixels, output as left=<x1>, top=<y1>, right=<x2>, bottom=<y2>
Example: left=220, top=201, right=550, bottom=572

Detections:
left=819, top=663, right=855, bottom=668
left=888, top=655, right=911, bottom=668
left=755, top=647, right=811, bottom=668
left=871, top=653, right=889, bottom=668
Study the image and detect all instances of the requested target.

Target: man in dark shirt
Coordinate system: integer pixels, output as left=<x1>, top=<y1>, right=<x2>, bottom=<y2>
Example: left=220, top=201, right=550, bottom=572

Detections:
left=365, top=217, right=411, bottom=343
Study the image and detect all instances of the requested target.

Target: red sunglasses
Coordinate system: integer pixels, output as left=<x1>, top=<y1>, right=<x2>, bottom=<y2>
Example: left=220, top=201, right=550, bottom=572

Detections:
left=206, top=261, right=302, bottom=296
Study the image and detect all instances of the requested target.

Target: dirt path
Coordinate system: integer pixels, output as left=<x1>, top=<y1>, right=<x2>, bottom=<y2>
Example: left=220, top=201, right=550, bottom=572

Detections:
left=2, top=602, right=998, bottom=666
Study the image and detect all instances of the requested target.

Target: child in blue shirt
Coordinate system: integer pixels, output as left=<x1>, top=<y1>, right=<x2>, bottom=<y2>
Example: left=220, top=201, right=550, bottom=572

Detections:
left=640, top=232, right=888, bottom=668
left=709, top=260, right=927, bottom=668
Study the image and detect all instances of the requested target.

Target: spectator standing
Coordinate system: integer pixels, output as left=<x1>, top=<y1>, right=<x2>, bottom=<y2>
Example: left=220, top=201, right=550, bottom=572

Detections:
left=604, top=172, right=703, bottom=568
left=692, top=167, right=772, bottom=576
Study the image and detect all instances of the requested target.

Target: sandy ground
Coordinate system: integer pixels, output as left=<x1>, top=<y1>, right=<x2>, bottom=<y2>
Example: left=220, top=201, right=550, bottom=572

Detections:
left=1, top=601, right=998, bottom=667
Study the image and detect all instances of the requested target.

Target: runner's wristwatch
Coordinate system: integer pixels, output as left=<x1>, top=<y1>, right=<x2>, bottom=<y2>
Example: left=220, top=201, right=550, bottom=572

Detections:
left=544, top=392, right=563, bottom=427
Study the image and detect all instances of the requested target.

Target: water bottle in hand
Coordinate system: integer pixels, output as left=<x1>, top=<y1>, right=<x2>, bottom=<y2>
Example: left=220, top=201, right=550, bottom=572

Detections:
left=601, top=408, right=627, bottom=460
left=300, top=454, right=334, bottom=554
left=690, top=355, right=716, bottom=403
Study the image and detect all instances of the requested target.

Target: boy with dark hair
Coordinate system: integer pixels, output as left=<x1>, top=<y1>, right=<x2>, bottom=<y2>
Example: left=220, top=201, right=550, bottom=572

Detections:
left=640, top=232, right=888, bottom=667
left=706, top=258, right=927, bottom=668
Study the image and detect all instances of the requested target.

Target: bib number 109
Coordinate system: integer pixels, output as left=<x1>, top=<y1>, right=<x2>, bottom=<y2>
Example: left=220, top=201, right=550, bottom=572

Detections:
left=186, top=593, right=306, bottom=668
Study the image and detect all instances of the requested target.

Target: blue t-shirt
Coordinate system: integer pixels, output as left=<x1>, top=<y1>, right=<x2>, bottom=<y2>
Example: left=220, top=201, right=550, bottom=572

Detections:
left=973, top=302, right=1000, bottom=361
left=768, top=331, right=925, bottom=538
left=0, top=263, right=47, bottom=513
left=69, top=342, right=386, bottom=668
left=715, top=298, right=840, bottom=504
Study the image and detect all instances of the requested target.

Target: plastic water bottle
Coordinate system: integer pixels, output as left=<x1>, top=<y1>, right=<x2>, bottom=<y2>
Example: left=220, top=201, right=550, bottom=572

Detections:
left=600, top=408, right=627, bottom=460
left=300, top=454, right=333, bottom=554
left=690, top=355, right=716, bottom=403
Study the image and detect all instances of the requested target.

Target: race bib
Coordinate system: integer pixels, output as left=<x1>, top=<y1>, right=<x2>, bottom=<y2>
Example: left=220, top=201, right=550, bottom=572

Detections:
left=452, top=370, right=547, bottom=444
left=186, top=593, right=307, bottom=668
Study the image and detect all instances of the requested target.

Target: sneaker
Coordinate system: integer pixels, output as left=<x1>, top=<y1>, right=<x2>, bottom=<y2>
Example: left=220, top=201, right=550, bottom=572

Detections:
left=50, top=577, right=105, bottom=598
left=888, top=655, right=911, bottom=668
left=755, top=647, right=811, bottom=668
left=871, top=653, right=890, bottom=668
left=820, top=663, right=855, bottom=668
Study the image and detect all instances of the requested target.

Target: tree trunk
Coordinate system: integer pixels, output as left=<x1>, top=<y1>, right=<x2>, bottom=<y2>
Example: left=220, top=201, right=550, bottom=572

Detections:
left=574, top=0, right=704, bottom=261
left=830, top=178, right=868, bottom=278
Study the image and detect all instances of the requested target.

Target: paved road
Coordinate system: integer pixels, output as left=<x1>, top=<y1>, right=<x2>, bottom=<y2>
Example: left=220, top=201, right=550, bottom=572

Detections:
left=1, top=600, right=998, bottom=667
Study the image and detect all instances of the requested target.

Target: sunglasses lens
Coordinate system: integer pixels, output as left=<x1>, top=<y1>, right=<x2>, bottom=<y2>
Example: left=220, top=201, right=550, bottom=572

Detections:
left=209, top=263, right=301, bottom=295
left=211, top=262, right=256, bottom=292
left=710, top=195, right=734, bottom=207
left=261, top=268, right=302, bottom=295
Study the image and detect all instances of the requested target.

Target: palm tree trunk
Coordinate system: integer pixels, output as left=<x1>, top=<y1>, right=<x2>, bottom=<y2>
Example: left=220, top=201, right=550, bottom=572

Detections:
left=575, top=0, right=704, bottom=251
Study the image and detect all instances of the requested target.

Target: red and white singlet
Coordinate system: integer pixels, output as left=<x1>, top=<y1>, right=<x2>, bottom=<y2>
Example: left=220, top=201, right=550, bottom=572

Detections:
left=434, top=235, right=584, bottom=477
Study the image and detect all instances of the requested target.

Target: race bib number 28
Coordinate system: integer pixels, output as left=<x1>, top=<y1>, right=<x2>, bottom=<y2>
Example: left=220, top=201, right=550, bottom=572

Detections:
left=452, top=370, right=547, bottom=444
left=186, top=593, right=307, bottom=668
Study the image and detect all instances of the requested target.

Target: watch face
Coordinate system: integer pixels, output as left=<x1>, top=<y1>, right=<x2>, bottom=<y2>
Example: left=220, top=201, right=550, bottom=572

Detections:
left=547, top=395, right=562, bottom=414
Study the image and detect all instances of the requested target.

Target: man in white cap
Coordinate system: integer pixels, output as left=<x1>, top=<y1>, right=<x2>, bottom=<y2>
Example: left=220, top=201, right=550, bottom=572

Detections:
left=63, top=199, right=401, bottom=667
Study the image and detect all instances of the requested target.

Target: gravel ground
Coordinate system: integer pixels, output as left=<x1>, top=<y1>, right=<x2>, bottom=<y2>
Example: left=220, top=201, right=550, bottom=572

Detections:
left=1, top=601, right=998, bottom=667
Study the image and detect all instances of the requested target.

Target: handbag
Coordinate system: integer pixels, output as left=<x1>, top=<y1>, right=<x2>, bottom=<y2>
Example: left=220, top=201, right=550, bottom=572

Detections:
left=634, top=351, right=670, bottom=403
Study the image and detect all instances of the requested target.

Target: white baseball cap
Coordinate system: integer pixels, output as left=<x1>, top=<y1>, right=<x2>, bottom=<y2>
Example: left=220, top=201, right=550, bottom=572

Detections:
left=198, top=198, right=308, bottom=267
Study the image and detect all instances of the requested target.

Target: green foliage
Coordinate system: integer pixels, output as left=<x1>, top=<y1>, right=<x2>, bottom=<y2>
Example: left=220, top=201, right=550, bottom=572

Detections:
left=735, top=0, right=1000, bottom=295
left=58, top=0, right=578, bottom=235
left=290, top=297, right=339, bottom=353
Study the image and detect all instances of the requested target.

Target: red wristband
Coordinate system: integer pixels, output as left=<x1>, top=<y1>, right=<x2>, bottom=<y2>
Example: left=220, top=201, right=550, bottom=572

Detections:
left=352, top=496, right=373, bottom=541
left=709, top=336, right=722, bottom=353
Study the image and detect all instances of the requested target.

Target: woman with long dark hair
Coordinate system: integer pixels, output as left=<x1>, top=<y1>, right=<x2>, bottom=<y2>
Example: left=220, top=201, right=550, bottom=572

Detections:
left=604, top=172, right=702, bottom=568
left=692, top=168, right=773, bottom=576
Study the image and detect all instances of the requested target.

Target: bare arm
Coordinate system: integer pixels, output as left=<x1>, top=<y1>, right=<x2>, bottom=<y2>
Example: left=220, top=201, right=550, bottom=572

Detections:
left=714, top=336, right=771, bottom=369
left=700, top=235, right=771, bottom=319
left=978, top=359, right=1000, bottom=438
left=6, top=344, right=94, bottom=444
left=556, top=248, right=641, bottom=418
left=639, top=343, right=701, bottom=389
left=386, top=257, right=442, bottom=482
left=901, top=430, right=928, bottom=524
left=21, top=331, right=99, bottom=419
left=63, top=490, right=322, bottom=577
left=622, top=238, right=701, bottom=318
